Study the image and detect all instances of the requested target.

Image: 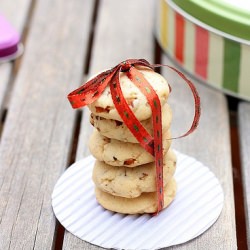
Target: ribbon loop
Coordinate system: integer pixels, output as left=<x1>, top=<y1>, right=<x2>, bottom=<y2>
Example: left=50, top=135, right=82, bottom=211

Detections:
left=67, top=59, right=201, bottom=215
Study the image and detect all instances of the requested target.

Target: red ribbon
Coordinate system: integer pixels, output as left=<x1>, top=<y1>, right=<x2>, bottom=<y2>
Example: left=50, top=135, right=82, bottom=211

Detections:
left=68, top=59, right=200, bottom=215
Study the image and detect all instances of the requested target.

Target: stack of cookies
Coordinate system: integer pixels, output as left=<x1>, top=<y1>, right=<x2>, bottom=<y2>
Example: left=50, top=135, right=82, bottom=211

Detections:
left=88, top=67, right=177, bottom=214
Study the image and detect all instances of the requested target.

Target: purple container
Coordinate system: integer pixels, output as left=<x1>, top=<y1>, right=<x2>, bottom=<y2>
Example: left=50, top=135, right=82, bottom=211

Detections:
left=0, top=14, right=21, bottom=60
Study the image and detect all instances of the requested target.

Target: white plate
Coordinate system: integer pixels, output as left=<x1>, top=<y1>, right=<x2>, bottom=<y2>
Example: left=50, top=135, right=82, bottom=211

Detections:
left=52, top=151, right=224, bottom=250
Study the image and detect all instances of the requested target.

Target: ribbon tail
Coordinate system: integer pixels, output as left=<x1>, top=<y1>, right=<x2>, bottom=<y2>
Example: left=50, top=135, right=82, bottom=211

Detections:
left=127, top=67, right=164, bottom=214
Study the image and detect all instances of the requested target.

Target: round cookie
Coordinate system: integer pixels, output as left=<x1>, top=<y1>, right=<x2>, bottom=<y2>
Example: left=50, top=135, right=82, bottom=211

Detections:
left=88, top=67, right=170, bottom=122
left=89, top=129, right=172, bottom=167
left=90, top=103, right=172, bottom=143
left=92, top=149, right=176, bottom=198
left=95, top=178, right=177, bottom=214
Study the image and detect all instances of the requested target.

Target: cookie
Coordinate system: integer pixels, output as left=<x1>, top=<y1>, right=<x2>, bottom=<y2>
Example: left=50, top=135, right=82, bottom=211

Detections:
left=89, top=129, right=172, bottom=167
left=92, top=149, right=176, bottom=198
left=88, top=67, right=170, bottom=121
left=90, top=103, right=172, bottom=143
left=95, top=178, right=177, bottom=214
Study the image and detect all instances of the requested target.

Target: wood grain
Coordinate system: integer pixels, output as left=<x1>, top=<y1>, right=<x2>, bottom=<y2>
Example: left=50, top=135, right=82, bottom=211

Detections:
left=62, top=0, right=155, bottom=249
left=0, top=0, right=32, bottom=115
left=0, top=0, right=94, bottom=249
left=238, top=102, right=250, bottom=249
left=162, top=55, right=237, bottom=250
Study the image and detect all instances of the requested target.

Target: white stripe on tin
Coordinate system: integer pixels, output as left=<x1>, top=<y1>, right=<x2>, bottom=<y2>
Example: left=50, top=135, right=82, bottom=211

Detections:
left=154, top=0, right=161, bottom=46
left=239, top=44, right=250, bottom=97
left=207, top=32, right=224, bottom=88
left=52, top=151, right=224, bottom=250
left=167, top=6, right=175, bottom=57
left=184, top=19, right=195, bottom=72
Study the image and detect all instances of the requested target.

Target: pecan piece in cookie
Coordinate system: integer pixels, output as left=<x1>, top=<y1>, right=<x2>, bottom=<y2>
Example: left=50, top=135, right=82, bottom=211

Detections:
left=115, top=120, right=123, bottom=126
left=139, top=173, right=148, bottom=180
left=97, top=116, right=104, bottom=120
left=103, top=137, right=111, bottom=143
left=95, top=106, right=111, bottom=113
left=124, top=158, right=136, bottom=165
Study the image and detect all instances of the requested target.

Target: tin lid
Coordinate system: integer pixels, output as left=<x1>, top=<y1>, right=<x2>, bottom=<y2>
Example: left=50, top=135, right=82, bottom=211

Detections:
left=171, top=0, right=250, bottom=41
left=0, top=14, right=20, bottom=58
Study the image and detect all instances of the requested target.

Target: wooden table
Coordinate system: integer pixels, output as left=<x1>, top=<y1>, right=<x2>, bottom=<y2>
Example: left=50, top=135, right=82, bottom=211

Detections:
left=0, top=1, right=249, bottom=249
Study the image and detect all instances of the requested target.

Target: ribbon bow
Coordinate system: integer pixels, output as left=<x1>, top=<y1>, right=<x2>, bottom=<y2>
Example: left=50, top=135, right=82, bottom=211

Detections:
left=68, top=59, right=200, bottom=215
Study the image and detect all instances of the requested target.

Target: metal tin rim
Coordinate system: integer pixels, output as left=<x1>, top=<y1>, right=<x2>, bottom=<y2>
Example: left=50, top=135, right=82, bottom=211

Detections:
left=167, top=0, right=250, bottom=46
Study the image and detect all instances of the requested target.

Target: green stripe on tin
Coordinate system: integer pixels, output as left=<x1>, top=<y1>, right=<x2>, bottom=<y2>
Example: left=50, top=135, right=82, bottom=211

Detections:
left=239, top=44, right=250, bottom=98
left=222, top=39, right=241, bottom=93
left=172, top=0, right=250, bottom=41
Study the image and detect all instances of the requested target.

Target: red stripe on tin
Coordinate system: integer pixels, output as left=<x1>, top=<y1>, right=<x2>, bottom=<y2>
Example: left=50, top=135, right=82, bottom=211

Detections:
left=175, top=13, right=185, bottom=63
left=195, top=26, right=209, bottom=79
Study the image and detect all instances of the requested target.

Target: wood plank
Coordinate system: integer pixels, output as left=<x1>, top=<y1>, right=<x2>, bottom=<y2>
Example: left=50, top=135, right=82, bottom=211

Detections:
left=0, top=0, right=95, bottom=249
left=0, top=0, right=32, bottom=115
left=162, top=55, right=237, bottom=249
left=62, top=0, right=155, bottom=248
left=238, top=102, right=250, bottom=249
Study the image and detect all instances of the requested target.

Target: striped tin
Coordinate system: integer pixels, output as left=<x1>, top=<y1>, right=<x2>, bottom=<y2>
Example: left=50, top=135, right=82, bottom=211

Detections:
left=155, top=0, right=250, bottom=101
